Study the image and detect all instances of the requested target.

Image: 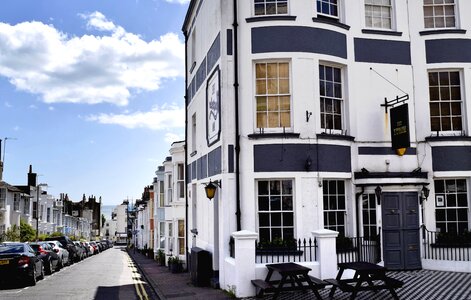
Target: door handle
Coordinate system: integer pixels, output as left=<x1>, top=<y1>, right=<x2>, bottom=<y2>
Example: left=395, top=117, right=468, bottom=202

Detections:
left=409, top=209, right=416, bottom=213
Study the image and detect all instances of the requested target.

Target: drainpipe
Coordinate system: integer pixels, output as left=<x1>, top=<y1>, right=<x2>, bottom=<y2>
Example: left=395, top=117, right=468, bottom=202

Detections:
left=183, top=31, right=190, bottom=270
left=355, top=186, right=365, bottom=238
left=233, top=0, right=241, bottom=231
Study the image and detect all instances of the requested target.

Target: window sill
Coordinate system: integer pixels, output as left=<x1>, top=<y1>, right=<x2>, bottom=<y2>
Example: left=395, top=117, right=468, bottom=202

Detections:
left=248, top=132, right=300, bottom=139
left=316, top=133, right=355, bottom=141
left=312, top=17, right=350, bottom=30
left=189, top=61, right=196, bottom=74
left=425, top=135, right=471, bottom=142
left=419, top=29, right=467, bottom=36
left=246, top=15, right=297, bottom=23
left=361, top=29, right=402, bottom=36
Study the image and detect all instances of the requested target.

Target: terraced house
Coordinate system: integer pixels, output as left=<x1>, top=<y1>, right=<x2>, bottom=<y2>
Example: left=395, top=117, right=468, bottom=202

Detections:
left=183, top=0, right=471, bottom=297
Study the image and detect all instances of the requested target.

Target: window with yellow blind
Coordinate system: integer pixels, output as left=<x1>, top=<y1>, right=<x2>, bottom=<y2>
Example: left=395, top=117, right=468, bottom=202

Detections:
left=255, top=62, right=291, bottom=131
left=178, top=220, right=185, bottom=255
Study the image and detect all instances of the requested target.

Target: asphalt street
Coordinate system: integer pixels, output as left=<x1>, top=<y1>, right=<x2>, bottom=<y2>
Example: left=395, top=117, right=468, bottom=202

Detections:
left=0, top=246, right=157, bottom=300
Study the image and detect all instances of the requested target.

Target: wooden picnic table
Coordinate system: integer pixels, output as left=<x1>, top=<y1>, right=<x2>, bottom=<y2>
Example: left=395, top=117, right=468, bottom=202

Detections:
left=326, top=261, right=404, bottom=300
left=252, top=262, right=326, bottom=299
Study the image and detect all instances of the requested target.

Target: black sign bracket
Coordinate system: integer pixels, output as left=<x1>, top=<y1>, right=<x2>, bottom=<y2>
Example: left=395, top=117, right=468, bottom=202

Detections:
left=381, top=94, right=409, bottom=113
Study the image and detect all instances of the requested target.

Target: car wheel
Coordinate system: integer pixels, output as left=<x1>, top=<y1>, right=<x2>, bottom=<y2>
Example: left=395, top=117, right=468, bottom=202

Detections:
left=28, top=266, right=37, bottom=286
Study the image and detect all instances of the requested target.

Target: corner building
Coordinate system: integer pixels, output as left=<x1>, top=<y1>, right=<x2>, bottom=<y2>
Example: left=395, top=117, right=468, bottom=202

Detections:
left=183, top=0, right=471, bottom=287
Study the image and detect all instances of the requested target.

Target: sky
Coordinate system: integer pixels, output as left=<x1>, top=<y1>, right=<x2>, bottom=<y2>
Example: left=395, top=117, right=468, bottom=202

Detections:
left=0, top=0, right=190, bottom=205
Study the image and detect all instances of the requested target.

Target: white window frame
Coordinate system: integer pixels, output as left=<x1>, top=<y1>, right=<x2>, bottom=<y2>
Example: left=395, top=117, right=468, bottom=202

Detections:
left=319, top=62, right=347, bottom=134
left=23, top=197, right=30, bottom=215
left=428, top=69, right=464, bottom=135
left=423, top=0, right=457, bottom=29
left=254, top=0, right=289, bottom=16
left=13, top=193, right=20, bottom=211
left=256, top=179, right=295, bottom=243
left=316, top=0, right=340, bottom=20
left=177, top=219, right=185, bottom=255
left=254, top=60, right=292, bottom=133
left=159, top=221, right=165, bottom=249
left=159, top=180, right=165, bottom=207
left=177, top=164, right=185, bottom=200
left=434, top=178, right=469, bottom=234
left=166, top=174, right=173, bottom=204
left=168, top=222, right=174, bottom=253
left=364, top=0, right=394, bottom=30
left=361, top=193, right=377, bottom=240
left=0, top=188, right=6, bottom=210
left=323, top=179, right=347, bottom=236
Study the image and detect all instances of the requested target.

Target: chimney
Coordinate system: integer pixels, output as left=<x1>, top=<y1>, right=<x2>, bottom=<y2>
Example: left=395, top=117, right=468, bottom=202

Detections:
left=28, top=165, right=37, bottom=187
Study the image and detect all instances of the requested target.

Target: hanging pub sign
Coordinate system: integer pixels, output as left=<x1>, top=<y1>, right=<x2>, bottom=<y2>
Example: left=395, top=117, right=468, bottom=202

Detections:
left=390, top=103, right=410, bottom=152
left=206, top=67, right=221, bottom=146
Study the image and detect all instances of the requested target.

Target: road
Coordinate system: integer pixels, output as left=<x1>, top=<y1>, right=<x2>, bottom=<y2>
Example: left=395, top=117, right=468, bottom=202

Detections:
left=0, top=246, right=157, bottom=300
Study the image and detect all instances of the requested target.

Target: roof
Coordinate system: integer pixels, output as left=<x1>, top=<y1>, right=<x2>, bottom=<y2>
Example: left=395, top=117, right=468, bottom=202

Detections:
left=182, top=0, right=198, bottom=34
left=0, top=181, right=23, bottom=193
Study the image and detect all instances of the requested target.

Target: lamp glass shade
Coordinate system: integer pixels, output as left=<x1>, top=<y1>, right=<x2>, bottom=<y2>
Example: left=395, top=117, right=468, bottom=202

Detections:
left=205, top=182, right=217, bottom=200
left=396, top=148, right=407, bottom=156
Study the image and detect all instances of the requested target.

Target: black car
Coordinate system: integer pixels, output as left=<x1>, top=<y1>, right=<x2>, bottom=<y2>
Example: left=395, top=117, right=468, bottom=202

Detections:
left=45, top=236, right=78, bottom=263
left=29, top=242, right=60, bottom=275
left=0, top=243, right=44, bottom=286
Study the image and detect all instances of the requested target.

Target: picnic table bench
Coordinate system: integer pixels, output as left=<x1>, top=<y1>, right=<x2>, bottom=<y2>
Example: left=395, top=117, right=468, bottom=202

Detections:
left=251, top=262, right=327, bottom=299
left=326, top=261, right=404, bottom=300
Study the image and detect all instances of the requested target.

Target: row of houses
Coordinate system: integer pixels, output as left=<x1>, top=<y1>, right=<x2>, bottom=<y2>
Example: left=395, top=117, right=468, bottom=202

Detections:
left=0, top=160, right=101, bottom=241
left=109, top=1, right=471, bottom=297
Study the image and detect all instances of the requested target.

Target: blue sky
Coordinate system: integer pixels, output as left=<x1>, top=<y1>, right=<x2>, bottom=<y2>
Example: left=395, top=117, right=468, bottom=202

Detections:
left=0, top=0, right=189, bottom=205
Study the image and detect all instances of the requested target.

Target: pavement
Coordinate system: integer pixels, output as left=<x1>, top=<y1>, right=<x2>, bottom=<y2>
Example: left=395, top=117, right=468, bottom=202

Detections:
left=127, top=249, right=231, bottom=300
left=127, top=249, right=471, bottom=300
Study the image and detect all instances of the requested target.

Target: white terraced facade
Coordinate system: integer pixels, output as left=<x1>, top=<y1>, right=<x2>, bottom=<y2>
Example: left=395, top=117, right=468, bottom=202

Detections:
left=183, top=0, right=471, bottom=295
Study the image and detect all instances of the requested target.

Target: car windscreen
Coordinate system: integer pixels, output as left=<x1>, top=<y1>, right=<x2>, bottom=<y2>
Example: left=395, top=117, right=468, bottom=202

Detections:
left=29, top=245, right=40, bottom=251
left=0, top=245, right=24, bottom=254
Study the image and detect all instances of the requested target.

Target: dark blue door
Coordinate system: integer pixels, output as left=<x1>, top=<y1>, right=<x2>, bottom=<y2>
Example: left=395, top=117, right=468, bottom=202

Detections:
left=382, top=192, right=421, bottom=270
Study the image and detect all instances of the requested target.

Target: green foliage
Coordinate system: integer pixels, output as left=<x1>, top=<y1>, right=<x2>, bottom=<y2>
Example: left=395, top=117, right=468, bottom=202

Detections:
left=225, top=285, right=237, bottom=298
left=20, top=220, right=38, bottom=242
left=257, top=237, right=297, bottom=250
left=4, top=224, right=20, bottom=242
left=436, top=230, right=471, bottom=245
left=37, top=234, right=48, bottom=241
left=49, top=231, right=63, bottom=237
left=101, top=214, right=106, bottom=227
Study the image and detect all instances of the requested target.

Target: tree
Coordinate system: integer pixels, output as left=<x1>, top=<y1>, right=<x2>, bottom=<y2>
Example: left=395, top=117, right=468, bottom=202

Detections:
left=20, top=219, right=36, bottom=242
left=101, top=214, right=106, bottom=228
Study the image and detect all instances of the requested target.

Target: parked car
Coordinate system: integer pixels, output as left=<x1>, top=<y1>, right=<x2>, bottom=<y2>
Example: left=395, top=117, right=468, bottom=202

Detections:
left=29, top=242, right=60, bottom=275
left=73, top=241, right=86, bottom=260
left=45, top=236, right=78, bottom=263
left=84, top=242, right=94, bottom=255
left=47, top=240, right=70, bottom=267
left=89, top=241, right=99, bottom=254
left=0, top=242, right=44, bottom=286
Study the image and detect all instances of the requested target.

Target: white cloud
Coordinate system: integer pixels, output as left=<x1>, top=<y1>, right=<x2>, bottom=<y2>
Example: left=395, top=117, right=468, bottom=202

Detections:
left=0, top=12, right=185, bottom=106
left=164, top=132, right=184, bottom=143
left=48, top=106, right=55, bottom=111
left=86, top=104, right=184, bottom=130
left=165, top=0, right=190, bottom=4
left=4, top=101, right=12, bottom=108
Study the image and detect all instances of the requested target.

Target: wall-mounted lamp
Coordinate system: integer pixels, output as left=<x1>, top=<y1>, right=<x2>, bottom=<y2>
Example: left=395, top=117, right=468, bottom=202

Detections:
left=204, top=179, right=221, bottom=200
left=420, top=185, right=430, bottom=205
left=375, top=185, right=382, bottom=205
left=306, top=110, right=312, bottom=122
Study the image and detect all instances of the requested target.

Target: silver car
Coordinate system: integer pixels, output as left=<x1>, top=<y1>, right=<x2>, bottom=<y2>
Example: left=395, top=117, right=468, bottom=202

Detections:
left=47, top=240, right=70, bottom=267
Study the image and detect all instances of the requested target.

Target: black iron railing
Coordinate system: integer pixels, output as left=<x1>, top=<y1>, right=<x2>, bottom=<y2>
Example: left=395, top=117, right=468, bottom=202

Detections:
left=255, top=238, right=318, bottom=263
left=422, top=225, right=471, bottom=261
left=336, top=234, right=381, bottom=264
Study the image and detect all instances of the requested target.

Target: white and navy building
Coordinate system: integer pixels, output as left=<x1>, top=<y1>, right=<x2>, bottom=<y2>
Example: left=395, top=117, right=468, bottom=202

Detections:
left=183, top=0, right=471, bottom=284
